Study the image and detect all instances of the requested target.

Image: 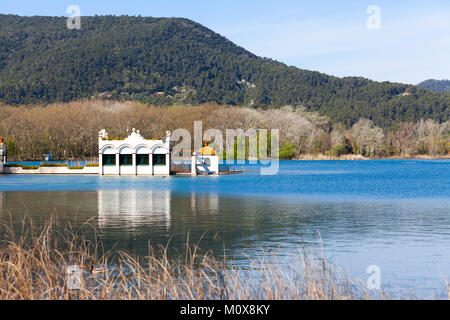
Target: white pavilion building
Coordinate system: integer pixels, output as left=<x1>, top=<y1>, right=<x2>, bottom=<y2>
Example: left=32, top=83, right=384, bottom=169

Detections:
left=98, top=129, right=171, bottom=176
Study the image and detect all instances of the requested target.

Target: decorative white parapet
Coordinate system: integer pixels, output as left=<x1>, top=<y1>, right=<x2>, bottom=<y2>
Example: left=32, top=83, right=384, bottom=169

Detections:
left=98, top=128, right=171, bottom=176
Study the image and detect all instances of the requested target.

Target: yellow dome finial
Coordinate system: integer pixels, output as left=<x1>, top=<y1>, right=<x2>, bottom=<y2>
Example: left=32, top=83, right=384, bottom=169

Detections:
left=198, top=143, right=216, bottom=155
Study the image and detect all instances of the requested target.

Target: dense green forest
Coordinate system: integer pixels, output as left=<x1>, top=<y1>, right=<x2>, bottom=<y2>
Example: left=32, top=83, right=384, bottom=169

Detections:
left=0, top=14, right=449, bottom=127
left=417, top=79, right=450, bottom=92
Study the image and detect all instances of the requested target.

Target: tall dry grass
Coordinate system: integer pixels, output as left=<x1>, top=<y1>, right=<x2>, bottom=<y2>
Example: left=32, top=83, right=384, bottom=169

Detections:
left=0, top=215, right=385, bottom=300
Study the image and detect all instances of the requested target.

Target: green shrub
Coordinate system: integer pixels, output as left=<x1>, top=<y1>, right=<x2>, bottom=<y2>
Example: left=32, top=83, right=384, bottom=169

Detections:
left=22, top=166, right=40, bottom=170
left=5, top=138, right=21, bottom=160
left=4, top=164, right=23, bottom=168
left=416, top=140, right=429, bottom=155
left=329, top=144, right=347, bottom=157
left=85, top=163, right=99, bottom=167
left=437, top=139, right=450, bottom=155
left=68, top=166, right=84, bottom=170
left=279, top=144, right=296, bottom=160
left=41, top=163, right=67, bottom=167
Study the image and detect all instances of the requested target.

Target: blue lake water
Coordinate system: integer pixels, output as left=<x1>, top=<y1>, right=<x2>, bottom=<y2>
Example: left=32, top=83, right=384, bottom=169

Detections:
left=0, top=160, right=449, bottom=297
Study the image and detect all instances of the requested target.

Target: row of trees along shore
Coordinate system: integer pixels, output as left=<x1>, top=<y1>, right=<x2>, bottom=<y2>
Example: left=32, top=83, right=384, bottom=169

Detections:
left=0, top=100, right=448, bottom=161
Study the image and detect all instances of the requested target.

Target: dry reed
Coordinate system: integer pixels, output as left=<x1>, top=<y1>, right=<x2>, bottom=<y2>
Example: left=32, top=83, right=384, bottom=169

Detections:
left=0, top=215, right=389, bottom=300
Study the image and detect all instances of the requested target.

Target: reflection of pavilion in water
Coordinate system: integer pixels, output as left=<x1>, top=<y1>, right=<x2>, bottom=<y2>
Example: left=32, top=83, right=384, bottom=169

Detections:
left=98, top=190, right=172, bottom=229
left=97, top=190, right=220, bottom=230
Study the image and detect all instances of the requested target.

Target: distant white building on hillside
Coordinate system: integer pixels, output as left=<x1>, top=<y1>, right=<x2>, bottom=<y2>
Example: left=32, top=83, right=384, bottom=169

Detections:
left=98, top=128, right=171, bottom=176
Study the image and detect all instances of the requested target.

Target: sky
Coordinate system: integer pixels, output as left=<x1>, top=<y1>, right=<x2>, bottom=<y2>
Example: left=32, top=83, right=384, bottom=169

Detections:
left=1, top=0, right=449, bottom=84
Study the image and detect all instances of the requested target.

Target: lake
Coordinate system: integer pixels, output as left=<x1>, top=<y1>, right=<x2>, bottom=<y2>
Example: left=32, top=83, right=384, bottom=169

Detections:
left=0, top=160, right=449, bottom=297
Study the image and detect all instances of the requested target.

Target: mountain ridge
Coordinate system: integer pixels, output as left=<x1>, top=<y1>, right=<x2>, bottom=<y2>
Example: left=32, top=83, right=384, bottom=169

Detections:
left=0, top=14, right=448, bottom=127
left=417, top=79, right=450, bottom=92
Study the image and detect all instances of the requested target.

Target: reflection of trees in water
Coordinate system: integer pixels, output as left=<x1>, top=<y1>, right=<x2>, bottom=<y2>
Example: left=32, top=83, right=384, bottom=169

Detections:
left=0, top=191, right=100, bottom=224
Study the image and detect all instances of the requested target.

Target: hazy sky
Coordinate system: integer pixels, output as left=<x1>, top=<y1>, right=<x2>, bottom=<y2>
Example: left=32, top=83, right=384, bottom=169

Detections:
left=1, top=0, right=449, bottom=84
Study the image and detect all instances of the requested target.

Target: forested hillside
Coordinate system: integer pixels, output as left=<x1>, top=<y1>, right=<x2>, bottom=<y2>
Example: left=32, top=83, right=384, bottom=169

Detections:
left=0, top=14, right=448, bottom=127
left=418, top=79, right=450, bottom=92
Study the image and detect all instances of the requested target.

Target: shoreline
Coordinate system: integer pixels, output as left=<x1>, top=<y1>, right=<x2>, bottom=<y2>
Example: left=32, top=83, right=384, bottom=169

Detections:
left=294, top=154, right=450, bottom=161
left=4, top=155, right=450, bottom=164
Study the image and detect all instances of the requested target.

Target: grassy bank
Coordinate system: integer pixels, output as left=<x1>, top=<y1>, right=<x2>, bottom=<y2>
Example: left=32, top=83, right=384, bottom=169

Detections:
left=0, top=216, right=392, bottom=300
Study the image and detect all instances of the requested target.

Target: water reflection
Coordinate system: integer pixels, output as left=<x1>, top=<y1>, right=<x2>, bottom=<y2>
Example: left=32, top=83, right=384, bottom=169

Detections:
left=95, top=190, right=224, bottom=256
left=0, top=187, right=449, bottom=296
left=0, top=191, right=4, bottom=217
left=97, top=190, right=221, bottom=231
left=190, top=192, right=219, bottom=216
left=98, top=190, right=172, bottom=229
